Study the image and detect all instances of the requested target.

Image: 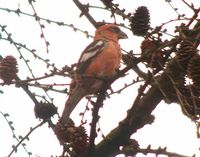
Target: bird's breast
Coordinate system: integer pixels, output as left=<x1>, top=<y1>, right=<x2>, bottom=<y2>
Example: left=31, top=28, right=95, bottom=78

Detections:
left=85, top=42, right=121, bottom=76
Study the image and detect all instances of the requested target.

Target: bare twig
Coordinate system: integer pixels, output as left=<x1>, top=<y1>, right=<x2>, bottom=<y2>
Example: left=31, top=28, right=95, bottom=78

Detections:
left=100, top=0, right=131, bottom=20
left=167, top=1, right=182, bottom=16
left=120, top=145, right=193, bottom=157
left=0, top=111, right=31, bottom=156
left=29, top=1, right=50, bottom=53
left=0, top=7, right=93, bottom=38
left=139, top=146, right=194, bottom=157
left=181, top=0, right=195, bottom=11
left=8, top=120, right=46, bottom=157
left=0, top=25, right=35, bottom=78
left=109, top=77, right=143, bottom=95
left=73, top=0, right=98, bottom=28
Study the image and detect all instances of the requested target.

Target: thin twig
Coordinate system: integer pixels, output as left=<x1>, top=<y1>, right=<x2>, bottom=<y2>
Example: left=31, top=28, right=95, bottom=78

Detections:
left=0, top=7, right=94, bottom=38
left=167, top=1, right=181, bottom=16
left=0, top=36, right=59, bottom=72
left=100, top=0, right=131, bottom=20
left=120, top=146, right=193, bottom=157
left=0, top=25, right=35, bottom=78
left=109, top=78, right=143, bottom=95
left=15, top=69, right=68, bottom=84
left=29, top=2, right=49, bottom=53
left=0, top=111, right=31, bottom=156
left=8, top=120, right=46, bottom=157
left=181, top=0, right=195, bottom=11
left=129, top=72, right=152, bottom=109
left=139, top=147, right=194, bottom=157
left=73, top=0, right=98, bottom=28
left=26, top=82, right=69, bottom=94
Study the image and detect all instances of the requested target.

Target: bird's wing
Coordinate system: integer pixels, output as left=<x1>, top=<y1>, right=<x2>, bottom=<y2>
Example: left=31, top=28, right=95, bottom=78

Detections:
left=76, top=39, right=105, bottom=74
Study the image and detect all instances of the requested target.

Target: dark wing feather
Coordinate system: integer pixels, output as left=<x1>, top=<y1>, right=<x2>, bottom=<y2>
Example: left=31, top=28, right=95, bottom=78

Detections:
left=76, top=40, right=105, bottom=74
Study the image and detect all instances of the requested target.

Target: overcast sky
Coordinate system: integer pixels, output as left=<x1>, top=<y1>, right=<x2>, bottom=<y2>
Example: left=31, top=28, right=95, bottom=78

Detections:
left=0, top=0, right=200, bottom=157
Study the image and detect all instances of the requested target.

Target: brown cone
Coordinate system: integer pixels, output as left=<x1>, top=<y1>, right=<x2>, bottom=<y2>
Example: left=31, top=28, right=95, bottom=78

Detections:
left=0, top=55, right=18, bottom=84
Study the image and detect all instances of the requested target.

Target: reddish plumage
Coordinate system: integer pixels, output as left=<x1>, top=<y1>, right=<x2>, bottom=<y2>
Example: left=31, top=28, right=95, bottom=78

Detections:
left=60, top=24, right=128, bottom=125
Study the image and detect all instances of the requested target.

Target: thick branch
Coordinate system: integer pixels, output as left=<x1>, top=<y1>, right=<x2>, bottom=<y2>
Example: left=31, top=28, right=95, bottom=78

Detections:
left=81, top=58, right=185, bottom=157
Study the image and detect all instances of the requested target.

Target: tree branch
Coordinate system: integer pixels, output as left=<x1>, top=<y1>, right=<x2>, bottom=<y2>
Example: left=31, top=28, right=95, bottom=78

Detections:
left=73, top=0, right=99, bottom=28
left=121, top=145, right=193, bottom=157
left=81, top=58, right=185, bottom=157
left=8, top=120, right=46, bottom=157
left=88, top=81, right=111, bottom=156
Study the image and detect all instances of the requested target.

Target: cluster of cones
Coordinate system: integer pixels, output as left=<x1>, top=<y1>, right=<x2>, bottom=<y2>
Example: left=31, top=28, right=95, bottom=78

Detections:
left=176, top=40, right=200, bottom=119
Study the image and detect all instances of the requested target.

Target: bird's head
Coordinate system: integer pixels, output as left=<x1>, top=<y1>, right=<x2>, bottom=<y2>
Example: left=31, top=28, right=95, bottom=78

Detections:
left=94, top=24, right=128, bottom=41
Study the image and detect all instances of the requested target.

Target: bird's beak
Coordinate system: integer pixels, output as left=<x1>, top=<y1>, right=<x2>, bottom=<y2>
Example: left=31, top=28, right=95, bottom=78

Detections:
left=118, top=30, right=128, bottom=39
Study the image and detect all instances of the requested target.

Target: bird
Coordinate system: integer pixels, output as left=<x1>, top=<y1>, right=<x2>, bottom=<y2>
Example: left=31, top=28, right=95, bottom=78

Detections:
left=60, top=24, right=128, bottom=126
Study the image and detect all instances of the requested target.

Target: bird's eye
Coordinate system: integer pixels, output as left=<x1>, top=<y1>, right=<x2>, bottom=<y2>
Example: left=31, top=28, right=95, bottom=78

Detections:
left=109, top=27, right=121, bottom=33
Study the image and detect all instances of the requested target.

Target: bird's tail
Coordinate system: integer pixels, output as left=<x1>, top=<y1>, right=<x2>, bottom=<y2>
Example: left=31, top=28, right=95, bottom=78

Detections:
left=60, top=86, right=86, bottom=126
